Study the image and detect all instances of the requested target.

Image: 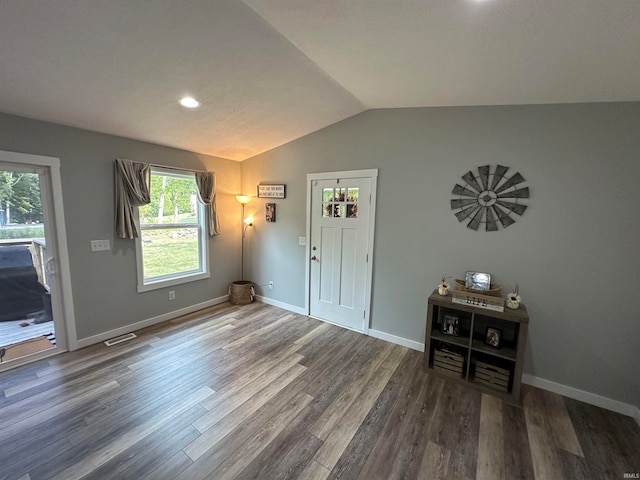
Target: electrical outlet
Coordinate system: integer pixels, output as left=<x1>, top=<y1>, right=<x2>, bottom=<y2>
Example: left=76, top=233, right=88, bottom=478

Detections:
left=268, top=281, right=274, bottom=290
left=168, top=290, right=175, bottom=300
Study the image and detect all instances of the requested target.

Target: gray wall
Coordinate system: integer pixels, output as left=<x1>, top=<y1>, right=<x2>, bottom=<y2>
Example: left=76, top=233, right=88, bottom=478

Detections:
left=0, top=112, right=241, bottom=340
left=2, top=104, right=638, bottom=410
left=241, top=103, right=640, bottom=410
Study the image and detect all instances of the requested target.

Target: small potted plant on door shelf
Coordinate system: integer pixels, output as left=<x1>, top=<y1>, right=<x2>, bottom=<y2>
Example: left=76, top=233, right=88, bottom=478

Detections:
left=506, top=283, right=522, bottom=309
left=438, top=274, right=451, bottom=296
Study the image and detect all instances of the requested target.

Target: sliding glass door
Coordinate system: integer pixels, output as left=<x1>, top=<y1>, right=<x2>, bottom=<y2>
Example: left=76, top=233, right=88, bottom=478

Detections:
left=0, top=151, right=75, bottom=368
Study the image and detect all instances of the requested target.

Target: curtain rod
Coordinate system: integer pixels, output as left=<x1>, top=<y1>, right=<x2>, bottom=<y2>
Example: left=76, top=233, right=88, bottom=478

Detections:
left=148, top=163, right=209, bottom=174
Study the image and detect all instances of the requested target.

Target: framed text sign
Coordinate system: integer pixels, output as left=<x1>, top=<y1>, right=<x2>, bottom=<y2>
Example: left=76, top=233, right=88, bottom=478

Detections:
left=257, top=184, right=286, bottom=198
left=451, top=290, right=505, bottom=312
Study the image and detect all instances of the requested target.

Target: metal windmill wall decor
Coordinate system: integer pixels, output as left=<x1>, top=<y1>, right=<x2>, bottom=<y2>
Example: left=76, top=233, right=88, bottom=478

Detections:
left=450, top=165, right=529, bottom=231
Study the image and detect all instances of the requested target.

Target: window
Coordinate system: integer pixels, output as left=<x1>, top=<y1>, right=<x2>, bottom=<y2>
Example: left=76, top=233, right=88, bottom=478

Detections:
left=322, top=187, right=359, bottom=218
left=135, top=168, right=209, bottom=292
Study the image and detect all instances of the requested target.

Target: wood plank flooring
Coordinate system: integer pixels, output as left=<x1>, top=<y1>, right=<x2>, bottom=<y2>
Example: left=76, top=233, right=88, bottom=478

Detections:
left=0, top=302, right=638, bottom=480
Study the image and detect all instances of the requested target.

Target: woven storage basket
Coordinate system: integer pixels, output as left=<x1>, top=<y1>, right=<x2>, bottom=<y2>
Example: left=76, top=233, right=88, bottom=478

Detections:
left=454, top=279, right=502, bottom=297
left=229, top=281, right=255, bottom=305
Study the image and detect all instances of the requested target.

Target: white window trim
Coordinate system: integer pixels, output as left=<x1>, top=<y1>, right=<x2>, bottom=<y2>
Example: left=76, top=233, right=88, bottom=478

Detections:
left=135, top=168, right=210, bottom=293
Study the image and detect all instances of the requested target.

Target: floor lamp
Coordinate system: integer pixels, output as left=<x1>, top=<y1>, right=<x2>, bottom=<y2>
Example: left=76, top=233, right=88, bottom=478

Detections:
left=235, top=195, right=253, bottom=281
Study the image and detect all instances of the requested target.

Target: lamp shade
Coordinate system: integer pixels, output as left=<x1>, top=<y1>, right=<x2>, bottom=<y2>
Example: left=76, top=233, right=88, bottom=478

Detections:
left=236, top=195, right=250, bottom=205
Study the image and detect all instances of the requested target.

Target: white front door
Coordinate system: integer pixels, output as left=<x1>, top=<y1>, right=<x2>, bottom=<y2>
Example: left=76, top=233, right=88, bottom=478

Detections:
left=308, top=170, right=377, bottom=332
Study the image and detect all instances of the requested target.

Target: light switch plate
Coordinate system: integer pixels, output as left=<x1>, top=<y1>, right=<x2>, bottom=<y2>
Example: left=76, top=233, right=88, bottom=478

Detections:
left=90, top=239, right=111, bottom=252
left=298, top=236, right=306, bottom=246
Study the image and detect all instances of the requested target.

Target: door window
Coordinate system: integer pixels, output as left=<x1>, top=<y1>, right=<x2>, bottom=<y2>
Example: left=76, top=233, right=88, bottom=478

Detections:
left=322, top=187, right=359, bottom=218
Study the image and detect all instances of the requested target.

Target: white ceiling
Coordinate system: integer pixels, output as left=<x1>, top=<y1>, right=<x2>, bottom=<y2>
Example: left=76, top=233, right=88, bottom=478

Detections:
left=1, top=0, right=639, bottom=161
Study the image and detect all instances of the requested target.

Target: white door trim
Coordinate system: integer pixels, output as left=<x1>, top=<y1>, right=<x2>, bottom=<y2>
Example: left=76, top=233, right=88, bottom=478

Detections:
left=305, top=169, right=378, bottom=333
left=0, top=150, right=78, bottom=352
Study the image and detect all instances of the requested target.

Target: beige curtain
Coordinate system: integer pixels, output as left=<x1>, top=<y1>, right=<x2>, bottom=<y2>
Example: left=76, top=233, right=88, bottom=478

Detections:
left=114, top=158, right=151, bottom=239
left=195, top=171, right=221, bottom=236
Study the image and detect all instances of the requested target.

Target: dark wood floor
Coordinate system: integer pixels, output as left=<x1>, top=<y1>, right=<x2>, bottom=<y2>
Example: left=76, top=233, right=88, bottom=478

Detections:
left=0, top=302, right=638, bottom=480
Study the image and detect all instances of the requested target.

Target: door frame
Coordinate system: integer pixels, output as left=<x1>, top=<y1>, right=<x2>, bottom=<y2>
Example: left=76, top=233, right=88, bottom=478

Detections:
left=0, top=150, right=77, bottom=369
left=305, top=169, right=378, bottom=333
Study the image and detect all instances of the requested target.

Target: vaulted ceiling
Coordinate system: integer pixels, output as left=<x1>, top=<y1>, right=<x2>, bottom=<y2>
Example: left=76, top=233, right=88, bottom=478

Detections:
left=1, top=0, right=639, bottom=161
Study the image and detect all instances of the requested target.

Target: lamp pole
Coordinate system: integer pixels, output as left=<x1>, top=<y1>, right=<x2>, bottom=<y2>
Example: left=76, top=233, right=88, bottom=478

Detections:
left=241, top=203, right=246, bottom=281
left=236, top=196, right=252, bottom=281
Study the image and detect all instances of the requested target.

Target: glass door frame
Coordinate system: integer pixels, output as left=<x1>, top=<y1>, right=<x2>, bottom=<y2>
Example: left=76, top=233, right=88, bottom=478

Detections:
left=0, top=150, right=77, bottom=370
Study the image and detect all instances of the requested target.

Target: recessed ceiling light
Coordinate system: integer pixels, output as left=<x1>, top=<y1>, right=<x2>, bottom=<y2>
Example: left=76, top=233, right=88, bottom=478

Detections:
left=180, top=97, right=200, bottom=108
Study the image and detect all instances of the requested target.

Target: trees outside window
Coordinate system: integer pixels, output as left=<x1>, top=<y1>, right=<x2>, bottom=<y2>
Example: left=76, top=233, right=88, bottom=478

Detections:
left=136, top=168, right=209, bottom=291
left=0, top=171, right=42, bottom=226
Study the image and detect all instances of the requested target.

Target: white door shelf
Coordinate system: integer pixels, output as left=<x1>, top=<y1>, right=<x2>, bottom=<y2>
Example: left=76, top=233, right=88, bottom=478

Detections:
left=423, top=290, right=529, bottom=402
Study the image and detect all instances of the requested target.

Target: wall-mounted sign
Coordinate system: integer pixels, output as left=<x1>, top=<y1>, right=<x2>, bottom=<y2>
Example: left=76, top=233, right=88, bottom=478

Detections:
left=257, top=184, right=286, bottom=198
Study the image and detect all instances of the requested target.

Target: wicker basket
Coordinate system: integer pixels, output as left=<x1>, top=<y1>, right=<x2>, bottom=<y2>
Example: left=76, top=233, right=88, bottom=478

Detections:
left=229, top=281, right=255, bottom=305
left=454, top=279, right=502, bottom=297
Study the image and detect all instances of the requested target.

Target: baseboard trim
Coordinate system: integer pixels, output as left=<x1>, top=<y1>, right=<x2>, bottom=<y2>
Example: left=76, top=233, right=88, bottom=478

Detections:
left=368, top=329, right=425, bottom=352
left=75, top=295, right=229, bottom=349
left=522, top=374, right=640, bottom=426
left=255, top=295, right=307, bottom=316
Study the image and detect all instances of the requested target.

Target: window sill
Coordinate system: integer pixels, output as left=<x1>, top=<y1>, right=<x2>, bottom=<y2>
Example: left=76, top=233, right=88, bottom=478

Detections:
left=137, top=271, right=210, bottom=293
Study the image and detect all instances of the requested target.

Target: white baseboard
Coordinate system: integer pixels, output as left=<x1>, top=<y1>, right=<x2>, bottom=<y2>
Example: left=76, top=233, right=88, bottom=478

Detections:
left=522, top=374, right=640, bottom=426
left=368, top=329, right=425, bottom=352
left=255, top=295, right=307, bottom=316
left=75, top=295, right=229, bottom=349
